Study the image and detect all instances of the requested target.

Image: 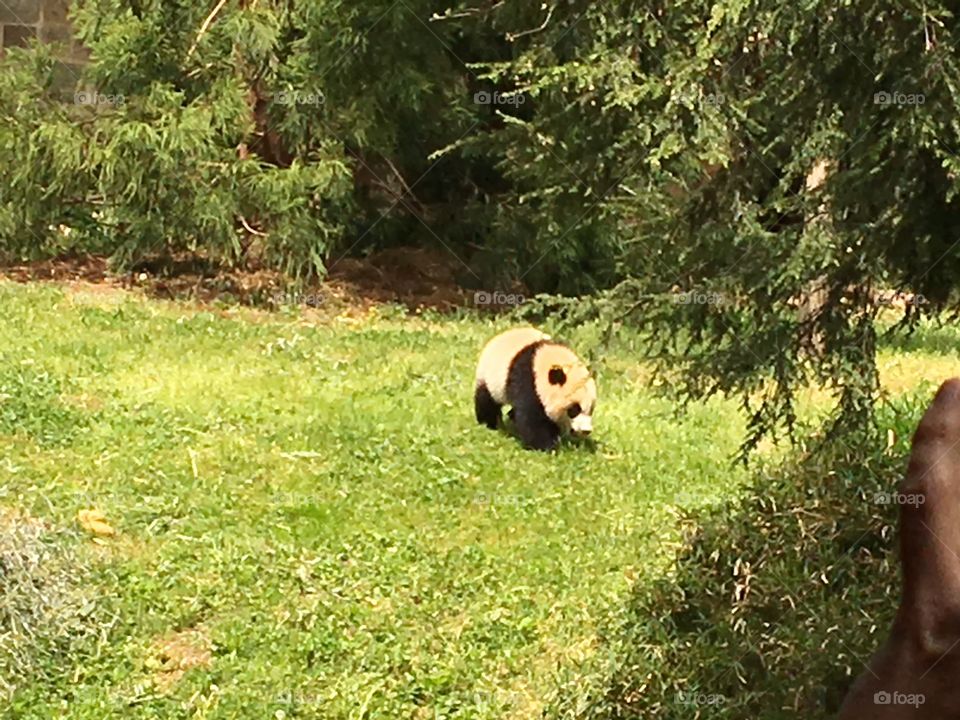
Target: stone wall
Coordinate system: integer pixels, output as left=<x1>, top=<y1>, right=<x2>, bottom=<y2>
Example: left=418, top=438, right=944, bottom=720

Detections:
left=0, top=0, right=86, bottom=91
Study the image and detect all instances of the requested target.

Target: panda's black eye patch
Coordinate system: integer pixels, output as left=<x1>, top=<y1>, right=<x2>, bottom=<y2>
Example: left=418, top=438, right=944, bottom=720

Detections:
left=548, top=367, right=566, bottom=385
left=567, top=403, right=581, bottom=418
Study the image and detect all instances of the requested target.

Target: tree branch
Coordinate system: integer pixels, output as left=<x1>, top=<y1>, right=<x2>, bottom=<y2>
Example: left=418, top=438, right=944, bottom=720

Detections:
left=187, top=0, right=230, bottom=61
left=506, top=4, right=555, bottom=42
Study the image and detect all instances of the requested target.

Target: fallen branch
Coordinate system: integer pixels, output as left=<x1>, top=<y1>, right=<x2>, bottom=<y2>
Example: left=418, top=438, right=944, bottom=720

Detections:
left=239, top=215, right=267, bottom=237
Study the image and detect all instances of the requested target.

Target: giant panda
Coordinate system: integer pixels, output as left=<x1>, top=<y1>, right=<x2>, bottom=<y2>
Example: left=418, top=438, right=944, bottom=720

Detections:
left=474, top=327, right=597, bottom=451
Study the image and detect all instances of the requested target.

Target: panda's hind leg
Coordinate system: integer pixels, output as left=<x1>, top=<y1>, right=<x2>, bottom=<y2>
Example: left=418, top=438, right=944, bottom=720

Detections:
left=475, top=382, right=501, bottom=429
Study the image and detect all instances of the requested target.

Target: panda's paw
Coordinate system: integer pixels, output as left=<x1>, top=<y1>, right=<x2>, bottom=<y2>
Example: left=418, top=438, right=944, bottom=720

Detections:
left=521, top=427, right=560, bottom=452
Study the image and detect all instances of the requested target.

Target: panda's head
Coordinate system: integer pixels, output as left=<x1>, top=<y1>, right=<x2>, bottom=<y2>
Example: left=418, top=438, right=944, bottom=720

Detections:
left=533, top=343, right=597, bottom=436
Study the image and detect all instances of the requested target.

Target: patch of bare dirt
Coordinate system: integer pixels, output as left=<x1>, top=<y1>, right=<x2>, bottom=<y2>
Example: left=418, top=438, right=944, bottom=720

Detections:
left=0, top=247, right=475, bottom=312
left=61, top=392, right=105, bottom=412
left=1, top=255, right=111, bottom=284
left=327, top=246, right=470, bottom=310
left=149, top=628, right=213, bottom=691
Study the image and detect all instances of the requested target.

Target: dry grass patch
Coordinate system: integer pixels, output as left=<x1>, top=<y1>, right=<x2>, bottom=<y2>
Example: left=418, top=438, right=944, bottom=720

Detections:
left=149, top=628, right=213, bottom=691
left=0, top=506, right=96, bottom=699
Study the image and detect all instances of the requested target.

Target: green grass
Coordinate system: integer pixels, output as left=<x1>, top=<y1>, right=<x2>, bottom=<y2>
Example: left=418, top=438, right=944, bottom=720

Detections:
left=0, top=282, right=750, bottom=719
left=1, top=282, right=955, bottom=719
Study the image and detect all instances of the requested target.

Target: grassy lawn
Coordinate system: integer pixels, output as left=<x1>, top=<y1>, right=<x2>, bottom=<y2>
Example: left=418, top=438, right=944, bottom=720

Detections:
left=1, top=281, right=954, bottom=718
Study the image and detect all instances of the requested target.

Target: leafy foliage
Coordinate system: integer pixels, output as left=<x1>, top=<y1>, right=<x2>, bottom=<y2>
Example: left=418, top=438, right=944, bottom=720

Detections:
left=0, top=43, right=351, bottom=275
left=486, top=0, right=960, bottom=447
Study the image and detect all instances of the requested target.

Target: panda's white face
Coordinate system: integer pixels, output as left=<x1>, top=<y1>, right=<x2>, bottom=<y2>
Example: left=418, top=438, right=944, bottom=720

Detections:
left=535, top=347, right=596, bottom=436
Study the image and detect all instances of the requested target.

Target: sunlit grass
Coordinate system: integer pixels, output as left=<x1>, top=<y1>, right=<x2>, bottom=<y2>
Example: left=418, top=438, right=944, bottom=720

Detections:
left=0, top=281, right=954, bottom=718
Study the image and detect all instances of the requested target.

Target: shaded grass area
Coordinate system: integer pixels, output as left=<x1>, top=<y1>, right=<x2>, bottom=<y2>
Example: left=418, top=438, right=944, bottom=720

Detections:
left=1, top=282, right=750, bottom=719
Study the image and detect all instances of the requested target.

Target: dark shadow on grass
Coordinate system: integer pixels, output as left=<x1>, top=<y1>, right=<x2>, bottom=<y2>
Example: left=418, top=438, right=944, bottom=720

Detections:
left=562, top=435, right=600, bottom=453
left=498, top=417, right=600, bottom=453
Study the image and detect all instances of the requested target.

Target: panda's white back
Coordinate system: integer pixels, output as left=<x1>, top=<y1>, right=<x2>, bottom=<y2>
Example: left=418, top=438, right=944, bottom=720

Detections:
left=475, top=327, right=550, bottom=404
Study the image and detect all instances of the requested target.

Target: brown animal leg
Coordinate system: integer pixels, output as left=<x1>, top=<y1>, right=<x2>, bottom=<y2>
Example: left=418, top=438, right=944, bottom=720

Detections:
left=838, top=378, right=960, bottom=718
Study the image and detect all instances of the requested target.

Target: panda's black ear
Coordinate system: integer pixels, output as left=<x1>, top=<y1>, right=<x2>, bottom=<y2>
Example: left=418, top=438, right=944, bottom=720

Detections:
left=548, top=366, right=566, bottom=385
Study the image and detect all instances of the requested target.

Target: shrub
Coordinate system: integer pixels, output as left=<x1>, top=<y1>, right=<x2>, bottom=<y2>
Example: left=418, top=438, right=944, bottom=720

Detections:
left=0, top=45, right=352, bottom=277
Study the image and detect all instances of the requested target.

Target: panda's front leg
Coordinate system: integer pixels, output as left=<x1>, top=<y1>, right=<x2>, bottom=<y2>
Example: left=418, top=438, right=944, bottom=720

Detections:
left=513, top=402, right=560, bottom=451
